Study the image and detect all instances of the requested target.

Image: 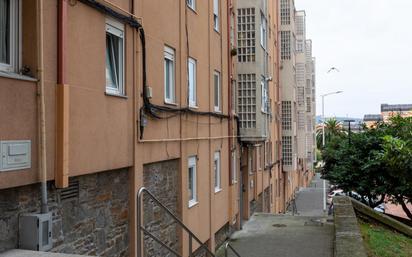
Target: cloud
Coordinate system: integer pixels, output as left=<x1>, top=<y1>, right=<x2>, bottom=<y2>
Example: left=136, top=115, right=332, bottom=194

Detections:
left=295, top=0, right=412, bottom=118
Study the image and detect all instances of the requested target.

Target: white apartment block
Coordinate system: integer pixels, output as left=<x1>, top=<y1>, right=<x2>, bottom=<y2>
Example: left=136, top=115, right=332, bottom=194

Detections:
left=280, top=1, right=316, bottom=179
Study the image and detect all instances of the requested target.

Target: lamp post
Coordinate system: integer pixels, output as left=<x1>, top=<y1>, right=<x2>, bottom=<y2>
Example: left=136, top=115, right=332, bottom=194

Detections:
left=321, top=90, right=343, bottom=213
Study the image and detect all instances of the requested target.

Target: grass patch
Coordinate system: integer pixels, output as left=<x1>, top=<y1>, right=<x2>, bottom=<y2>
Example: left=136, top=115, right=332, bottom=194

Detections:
left=359, top=219, right=412, bottom=257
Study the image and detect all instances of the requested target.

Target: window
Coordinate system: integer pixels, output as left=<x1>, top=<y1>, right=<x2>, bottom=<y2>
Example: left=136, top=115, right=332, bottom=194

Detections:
left=188, top=156, right=197, bottom=207
left=0, top=0, right=19, bottom=73
left=281, top=101, right=292, bottom=130
left=214, top=151, right=221, bottom=192
left=280, top=0, right=290, bottom=25
left=306, top=97, right=311, bottom=112
left=237, top=8, right=256, bottom=63
left=282, top=136, right=292, bottom=166
left=296, top=40, right=304, bottom=53
left=260, top=13, right=267, bottom=49
left=164, top=46, right=175, bottom=103
left=214, top=71, right=221, bottom=112
left=280, top=31, right=291, bottom=60
left=231, top=151, right=237, bottom=184
left=187, top=0, right=195, bottom=10
left=261, top=80, right=268, bottom=113
left=238, top=74, right=257, bottom=128
left=188, top=57, right=197, bottom=107
left=106, top=19, right=125, bottom=95
left=213, top=0, right=219, bottom=31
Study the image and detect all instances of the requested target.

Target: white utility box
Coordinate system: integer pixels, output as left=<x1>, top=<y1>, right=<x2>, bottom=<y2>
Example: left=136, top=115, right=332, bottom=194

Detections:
left=0, top=140, right=31, bottom=171
left=19, top=212, right=53, bottom=251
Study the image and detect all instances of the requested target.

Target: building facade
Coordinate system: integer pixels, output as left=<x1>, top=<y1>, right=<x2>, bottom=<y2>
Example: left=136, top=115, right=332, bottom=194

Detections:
left=381, top=103, right=412, bottom=122
left=0, top=0, right=314, bottom=256
left=279, top=0, right=315, bottom=205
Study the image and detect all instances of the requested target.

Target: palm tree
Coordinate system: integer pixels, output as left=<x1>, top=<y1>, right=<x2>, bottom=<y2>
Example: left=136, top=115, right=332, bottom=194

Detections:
left=316, top=118, right=344, bottom=149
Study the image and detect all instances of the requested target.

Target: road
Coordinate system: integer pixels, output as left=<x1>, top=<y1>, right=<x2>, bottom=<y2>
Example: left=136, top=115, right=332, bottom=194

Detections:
left=217, top=174, right=334, bottom=257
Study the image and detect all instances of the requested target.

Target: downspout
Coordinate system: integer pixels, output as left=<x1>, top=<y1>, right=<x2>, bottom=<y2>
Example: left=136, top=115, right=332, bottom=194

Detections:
left=275, top=0, right=285, bottom=213
left=37, top=0, right=48, bottom=213
left=56, top=0, right=69, bottom=189
left=226, top=0, right=234, bottom=226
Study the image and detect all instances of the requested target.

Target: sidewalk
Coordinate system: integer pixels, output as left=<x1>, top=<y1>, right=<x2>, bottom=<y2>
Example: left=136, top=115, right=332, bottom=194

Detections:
left=217, top=174, right=334, bottom=257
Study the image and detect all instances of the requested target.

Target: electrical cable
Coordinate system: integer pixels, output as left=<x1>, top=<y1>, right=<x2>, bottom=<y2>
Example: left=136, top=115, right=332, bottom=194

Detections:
left=79, top=0, right=231, bottom=141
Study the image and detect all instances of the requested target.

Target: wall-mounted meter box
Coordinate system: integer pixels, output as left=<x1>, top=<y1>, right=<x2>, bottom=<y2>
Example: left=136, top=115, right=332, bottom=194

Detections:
left=19, top=212, right=53, bottom=251
left=0, top=140, right=31, bottom=172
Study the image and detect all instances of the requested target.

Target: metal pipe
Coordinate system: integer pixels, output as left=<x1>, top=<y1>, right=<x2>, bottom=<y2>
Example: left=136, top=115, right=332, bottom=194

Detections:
left=137, top=187, right=216, bottom=257
left=37, top=0, right=48, bottom=214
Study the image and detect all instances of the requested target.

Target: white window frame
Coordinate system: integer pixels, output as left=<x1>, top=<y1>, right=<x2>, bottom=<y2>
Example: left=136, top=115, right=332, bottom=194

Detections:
left=188, top=156, right=198, bottom=207
left=105, top=19, right=125, bottom=96
left=164, top=46, right=175, bottom=104
left=188, top=57, right=197, bottom=107
left=231, top=150, right=237, bottom=184
left=214, top=151, right=221, bottom=192
left=213, top=71, right=221, bottom=112
left=213, top=0, right=219, bottom=32
left=187, top=0, right=196, bottom=11
left=0, top=0, right=20, bottom=73
left=260, top=13, right=267, bottom=49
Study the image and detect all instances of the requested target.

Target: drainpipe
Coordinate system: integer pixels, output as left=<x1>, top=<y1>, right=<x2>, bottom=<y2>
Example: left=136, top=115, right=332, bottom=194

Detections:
left=56, top=0, right=69, bottom=188
left=226, top=0, right=234, bottom=225
left=37, top=0, right=48, bottom=213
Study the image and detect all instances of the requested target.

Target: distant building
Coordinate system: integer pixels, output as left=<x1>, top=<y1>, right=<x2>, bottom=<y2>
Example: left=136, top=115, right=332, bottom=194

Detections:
left=381, top=104, right=412, bottom=122
left=363, top=114, right=383, bottom=128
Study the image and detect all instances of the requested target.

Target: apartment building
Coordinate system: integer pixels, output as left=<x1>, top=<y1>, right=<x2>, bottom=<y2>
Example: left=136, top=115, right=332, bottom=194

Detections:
left=235, top=0, right=284, bottom=220
left=0, top=0, right=240, bottom=256
left=0, top=0, right=315, bottom=256
left=381, top=103, right=412, bottom=122
left=363, top=114, right=383, bottom=128
left=305, top=41, right=316, bottom=171
left=279, top=0, right=315, bottom=204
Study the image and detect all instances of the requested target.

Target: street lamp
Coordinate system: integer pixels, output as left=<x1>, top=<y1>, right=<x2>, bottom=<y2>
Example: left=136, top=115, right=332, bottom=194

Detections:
left=320, top=90, right=343, bottom=213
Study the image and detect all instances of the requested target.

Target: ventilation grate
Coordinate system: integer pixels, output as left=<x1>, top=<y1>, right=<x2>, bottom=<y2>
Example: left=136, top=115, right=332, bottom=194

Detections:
left=60, top=179, right=79, bottom=201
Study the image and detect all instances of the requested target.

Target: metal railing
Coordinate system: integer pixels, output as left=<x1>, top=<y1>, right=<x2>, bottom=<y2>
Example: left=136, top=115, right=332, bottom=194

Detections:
left=224, top=242, right=242, bottom=257
left=137, top=187, right=215, bottom=257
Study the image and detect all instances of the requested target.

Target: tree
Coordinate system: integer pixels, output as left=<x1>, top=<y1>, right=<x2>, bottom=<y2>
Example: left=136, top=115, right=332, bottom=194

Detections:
left=322, top=126, right=387, bottom=208
left=376, top=116, right=412, bottom=219
left=322, top=116, right=412, bottom=218
left=316, top=118, right=344, bottom=149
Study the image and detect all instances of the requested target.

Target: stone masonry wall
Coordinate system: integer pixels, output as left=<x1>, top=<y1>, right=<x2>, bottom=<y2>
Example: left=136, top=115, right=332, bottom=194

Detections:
left=143, top=159, right=179, bottom=257
left=0, top=168, right=129, bottom=257
left=264, top=187, right=270, bottom=213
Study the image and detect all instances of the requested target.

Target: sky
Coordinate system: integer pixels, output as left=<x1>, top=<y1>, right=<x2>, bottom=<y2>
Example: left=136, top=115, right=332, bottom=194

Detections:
left=295, top=0, right=412, bottom=119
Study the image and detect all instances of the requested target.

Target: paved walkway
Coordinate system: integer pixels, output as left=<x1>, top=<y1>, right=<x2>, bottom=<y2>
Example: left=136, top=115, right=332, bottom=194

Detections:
left=217, top=174, right=334, bottom=257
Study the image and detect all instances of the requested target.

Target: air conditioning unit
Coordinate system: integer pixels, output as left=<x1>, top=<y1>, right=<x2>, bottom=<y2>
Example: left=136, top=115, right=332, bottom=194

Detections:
left=19, top=212, right=52, bottom=251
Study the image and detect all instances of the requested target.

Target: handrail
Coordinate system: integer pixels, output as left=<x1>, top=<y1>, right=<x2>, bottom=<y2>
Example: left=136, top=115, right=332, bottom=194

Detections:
left=225, top=242, right=242, bottom=257
left=137, top=187, right=216, bottom=257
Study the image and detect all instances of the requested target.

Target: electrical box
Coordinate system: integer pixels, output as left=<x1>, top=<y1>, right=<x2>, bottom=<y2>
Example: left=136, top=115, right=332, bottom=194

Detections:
left=19, top=212, right=52, bottom=251
left=0, top=140, right=31, bottom=171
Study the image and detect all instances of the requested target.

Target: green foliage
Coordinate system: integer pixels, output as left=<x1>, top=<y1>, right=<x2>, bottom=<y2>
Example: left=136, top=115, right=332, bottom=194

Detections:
left=316, top=118, right=345, bottom=149
left=321, top=116, right=412, bottom=217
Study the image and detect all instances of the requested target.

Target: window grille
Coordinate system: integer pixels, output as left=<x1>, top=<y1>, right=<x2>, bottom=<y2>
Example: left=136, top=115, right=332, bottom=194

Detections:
left=296, top=40, right=304, bottom=53
left=296, top=63, right=305, bottom=85
left=298, top=111, right=305, bottom=130
left=281, top=101, right=292, bottom=130
left=307, top=116, right=312, bottom=130
left=281, top=31, right=291, bottom=60
left=305, top=40, right=312, bottom=60
left=237, top=8, right=256, bottom=62
left=282, top=136, right=292, bottom=166
left=238, top=74, right=257, bottom=128
left=280, top=0, right=290, bottom=25
left=297, top=87, right=304, bottom=106
left=306, top=97, right=311, bottom=112
left=295, top=15, right=305, bottom=36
